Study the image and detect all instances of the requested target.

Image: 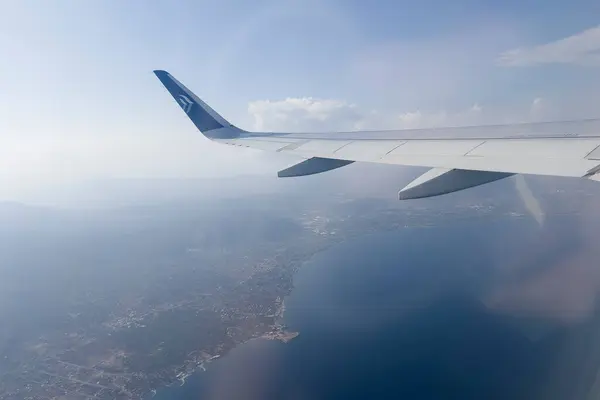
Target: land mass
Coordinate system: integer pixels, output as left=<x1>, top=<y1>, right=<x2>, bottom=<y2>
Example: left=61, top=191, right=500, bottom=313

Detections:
left=0, top=182, right=588, bottom=399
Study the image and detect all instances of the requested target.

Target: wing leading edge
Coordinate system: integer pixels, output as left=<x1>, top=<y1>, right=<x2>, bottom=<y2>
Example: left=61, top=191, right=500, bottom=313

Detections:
left=153, top=70, right=600, bottom=199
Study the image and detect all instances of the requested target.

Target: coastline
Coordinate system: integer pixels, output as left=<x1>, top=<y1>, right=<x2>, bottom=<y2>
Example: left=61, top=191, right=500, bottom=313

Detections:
left=151, top=297, right=299, bottom=398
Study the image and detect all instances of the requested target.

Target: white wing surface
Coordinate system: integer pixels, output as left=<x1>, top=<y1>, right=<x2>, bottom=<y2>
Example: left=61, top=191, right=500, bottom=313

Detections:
left=154, top=70, right=600, bottom=199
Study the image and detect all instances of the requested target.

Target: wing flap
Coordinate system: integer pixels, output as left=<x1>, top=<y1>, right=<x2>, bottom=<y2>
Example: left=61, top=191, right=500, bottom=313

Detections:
left=333, top=140, right=407, bottom=159
left=388, top=140, right=484, bottom=156
left=293, top=140, right=353, bottom=155
left=469, top=138, right=600, bottom=158
left=380, top=153, right=597, bottom=177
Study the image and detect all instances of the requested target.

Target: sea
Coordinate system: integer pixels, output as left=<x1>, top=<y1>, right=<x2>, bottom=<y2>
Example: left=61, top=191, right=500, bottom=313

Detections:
left=153, top=215, right=600, bottom=400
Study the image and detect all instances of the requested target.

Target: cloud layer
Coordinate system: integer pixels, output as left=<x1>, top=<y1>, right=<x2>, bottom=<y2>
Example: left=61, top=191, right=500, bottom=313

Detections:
left=498, top=25, right=600, bottom=67
left=247, top=97, right=550, bottom=133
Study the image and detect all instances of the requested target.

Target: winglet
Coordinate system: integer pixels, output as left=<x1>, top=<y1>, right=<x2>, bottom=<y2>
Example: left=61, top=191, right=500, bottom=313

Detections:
left=153, top=70, right=241, bottom=139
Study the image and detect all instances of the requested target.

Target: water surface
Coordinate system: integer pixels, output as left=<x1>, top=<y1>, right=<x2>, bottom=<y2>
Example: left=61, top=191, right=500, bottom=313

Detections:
left=155, top=216, right=600, bottom=399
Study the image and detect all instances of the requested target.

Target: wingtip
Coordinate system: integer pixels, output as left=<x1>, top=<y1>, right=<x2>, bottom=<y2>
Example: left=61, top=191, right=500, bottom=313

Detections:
left=152, top=69, right=239, bottom=137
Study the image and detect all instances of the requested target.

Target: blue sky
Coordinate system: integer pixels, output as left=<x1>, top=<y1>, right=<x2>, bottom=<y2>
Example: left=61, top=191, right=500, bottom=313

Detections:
left=1, top=0, right=600, bottom=201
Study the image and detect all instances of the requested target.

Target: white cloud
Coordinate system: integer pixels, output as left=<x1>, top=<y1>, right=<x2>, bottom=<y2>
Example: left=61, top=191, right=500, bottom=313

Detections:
left=498, top=25, right=600, bottom=67
left=395, top=104, right=487, bottom=129
left=247, top=96, right=546, bottom=133
left=248, top=98, right=363, bottom=132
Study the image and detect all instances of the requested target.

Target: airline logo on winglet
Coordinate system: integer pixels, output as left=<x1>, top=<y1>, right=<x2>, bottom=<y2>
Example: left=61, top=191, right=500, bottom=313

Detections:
left=177, top=94, right=193, bottom=114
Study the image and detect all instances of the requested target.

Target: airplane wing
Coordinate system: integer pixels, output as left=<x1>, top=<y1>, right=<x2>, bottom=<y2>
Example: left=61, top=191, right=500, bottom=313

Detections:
left=153, top=70, right=600, bottom=199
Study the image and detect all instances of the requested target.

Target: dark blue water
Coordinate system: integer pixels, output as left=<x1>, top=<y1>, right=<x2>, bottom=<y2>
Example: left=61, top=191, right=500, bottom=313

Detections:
left=154, top=216, right=596, bottom=399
